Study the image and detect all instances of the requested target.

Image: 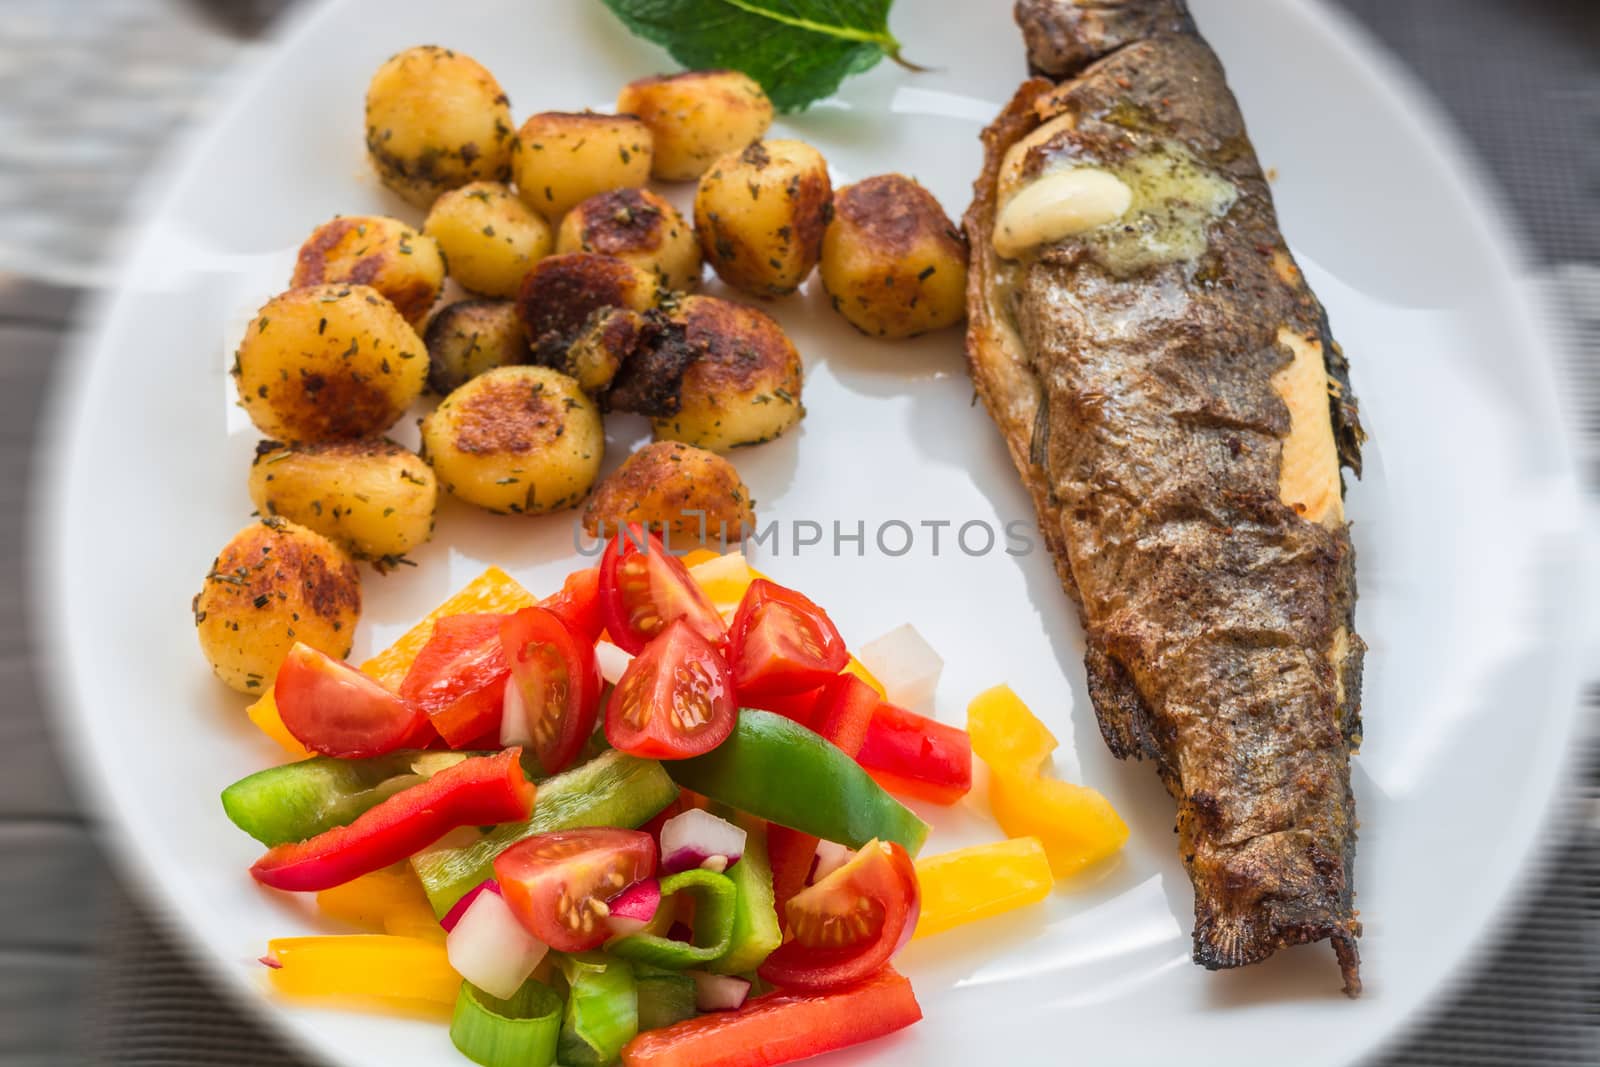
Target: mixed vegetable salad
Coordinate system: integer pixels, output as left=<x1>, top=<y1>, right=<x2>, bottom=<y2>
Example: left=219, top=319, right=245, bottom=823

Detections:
left=223, top=527, right=1128, bottom=1066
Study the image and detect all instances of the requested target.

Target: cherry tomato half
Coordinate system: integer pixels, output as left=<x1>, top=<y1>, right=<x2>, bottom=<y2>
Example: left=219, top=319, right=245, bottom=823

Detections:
left=541, top=566, right=605, bottom=645
left=605, top=620, right=736, bottom=760
left=500, top=606, right=603, bottom=775
left=493, top=828, right=658, bottom=952
left=399, top=613, right=510, bottom=748
left=727, top=580, right=849, bottom=701
left=275, top=642, right=430, bottom=758
left=758, top=839, right=920, bottom=992
left=598, top=526, right=725, bottom=655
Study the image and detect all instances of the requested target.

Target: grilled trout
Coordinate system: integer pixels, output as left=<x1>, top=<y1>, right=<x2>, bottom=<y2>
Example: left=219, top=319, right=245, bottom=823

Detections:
left=964, top=0, right=1366, bottom=992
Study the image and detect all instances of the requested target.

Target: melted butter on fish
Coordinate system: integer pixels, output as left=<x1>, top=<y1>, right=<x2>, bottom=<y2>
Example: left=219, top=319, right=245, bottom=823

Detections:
left=995, top=129, right=1237, bottom=274
left=1272, top=326, right=1344, bottom=526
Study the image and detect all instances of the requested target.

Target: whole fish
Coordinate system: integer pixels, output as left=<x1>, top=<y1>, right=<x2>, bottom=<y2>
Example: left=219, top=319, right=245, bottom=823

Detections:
left=965, top=0, right=1366, bottom=992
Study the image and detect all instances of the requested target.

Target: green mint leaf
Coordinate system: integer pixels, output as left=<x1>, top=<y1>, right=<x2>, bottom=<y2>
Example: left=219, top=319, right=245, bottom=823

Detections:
left=600, top=0, right=907, bottom=112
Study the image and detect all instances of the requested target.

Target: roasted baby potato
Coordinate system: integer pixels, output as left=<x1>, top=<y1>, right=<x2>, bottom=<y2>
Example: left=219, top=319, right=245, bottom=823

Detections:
left=424, top=299, right=529, bottom=395
left=512, top=112, right=652, bottom=220
left=563, top=307, right=646, bottom=394
left=820, top=174, right=968, bottom=338
left=365, top=45, right=514, bottom=207
left=421, top=366, right=603, bottom=514
left=423, top=181, right=552, bottom=297
left=291, top=216, right=445, bottom=326
left=583, top=441, right=755, bottom=543
left=652, top=295, right=803, bottom=451
left=617, top=70, right=773, bottom=181
left=694, top=139, right=832, bottom=297
left=556, top=188, right=701, bottom=291
left=248, top=439, right=437, bottom=563
left=193, top=518, right=360, bottom=694
left=516, top=252, right=660, bottom=364
left=234, top=285, right=428, bottom=442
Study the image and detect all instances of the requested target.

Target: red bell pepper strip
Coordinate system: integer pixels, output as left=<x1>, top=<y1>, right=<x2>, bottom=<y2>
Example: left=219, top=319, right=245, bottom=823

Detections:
left=857, top=703, right=973, bottom=806
left=620, top=967, right=922, bottom=1067
left=764, top=678, right=876, bottom=921
left=541, top=566, right=605, bottom=645
left=250, top=748, right=535, bottom=891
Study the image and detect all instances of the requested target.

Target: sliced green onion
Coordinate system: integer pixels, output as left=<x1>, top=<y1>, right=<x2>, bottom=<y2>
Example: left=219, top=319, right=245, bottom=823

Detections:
left=609, top=868, right=738, bottom=969
left=449, top=980, right=562, bottom=1067
left=413, top=750, right=680, bottom=916
left=634, top=966, right=698, bottom=1031
left=708, top=810, right=782, bottom=974
left=556, top=953, right=638, bottom=1067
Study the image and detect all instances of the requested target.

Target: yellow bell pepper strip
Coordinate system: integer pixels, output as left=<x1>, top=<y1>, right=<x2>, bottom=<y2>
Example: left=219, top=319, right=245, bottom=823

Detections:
left=263, top=934, right=460, bottom=1007
left=317, top=864, right=444, bottom=941
left=245, top=567, right=536, bottom=757
left=967, top=685, right=1129, bottom=878
left=911, top=837, right=1054, bottom=940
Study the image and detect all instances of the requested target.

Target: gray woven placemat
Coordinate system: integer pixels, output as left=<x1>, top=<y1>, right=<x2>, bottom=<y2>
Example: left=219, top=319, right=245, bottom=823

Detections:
left=14, top=0, right=1592, bottom=1064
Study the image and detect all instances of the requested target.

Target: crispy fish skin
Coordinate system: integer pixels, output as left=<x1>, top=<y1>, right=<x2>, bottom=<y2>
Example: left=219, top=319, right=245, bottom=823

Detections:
left=964, top=1, right=1366, bottom=993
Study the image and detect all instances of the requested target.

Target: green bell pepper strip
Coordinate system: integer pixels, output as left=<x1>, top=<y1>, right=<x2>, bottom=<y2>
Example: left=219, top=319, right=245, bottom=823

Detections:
left=609, top=868, right=738, bottom=969
left=220, top=751, right=468, bottom=847
left=450, top=980, right=562, bottom=1067
left=634, top=967, right=698, bottom=1031
left=556, top=953, right=637, bottom=1067
left=666, top=710, right=930, bottom=855
left=707, top=810, right=782, bottom=975
left=412, top=750, right=679, bottom=916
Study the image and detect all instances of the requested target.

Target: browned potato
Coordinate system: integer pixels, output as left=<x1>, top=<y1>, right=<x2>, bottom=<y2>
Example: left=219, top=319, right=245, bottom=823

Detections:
left=563, top=307, right=646, bottom=394
left=423, top=181, right=552, bottom=297
left=695, top=140, right=832, bottom=296
left=248, top=439, right=437, bottom=562
left=650, top=295, right=804, bottom=451
left=193, top=518, right=360, bottom=693
left=421, top=366, right=604, bottom=514
left=583, top=441, right=754, bottom=543
left=515, top=252, right=660, bottom=363
left=617, top=70, right=773, bottom=181
left=365, top=45, right=514, bottom=207
left=234, top=285, right=428, bottom=442
left=512, top=112, right=652, bottom=219
left=292, top=216, right=445, bottom=326
left=556, top=188, right=701, bottom=291
left=820, top=174, right=968, bottom=338
left=423, top=299, right=529, bottom=394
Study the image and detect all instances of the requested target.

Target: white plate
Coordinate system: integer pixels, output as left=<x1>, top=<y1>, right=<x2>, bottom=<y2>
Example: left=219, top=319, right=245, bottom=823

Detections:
left=39, top=1, right=1596, bottom=1065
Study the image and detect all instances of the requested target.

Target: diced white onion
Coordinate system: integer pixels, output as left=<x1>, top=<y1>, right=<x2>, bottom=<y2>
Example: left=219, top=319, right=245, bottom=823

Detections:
left=690, top=970, right=751, bottom=1012
left=858, top=624, right=943, bottom=710
left=445, top=887, right=549, bottom=1000
left=595, top=642, right=634, bottom=685
left=499, top=675, right=531, bottom=747
left=810, top=839, right=854, bottom=884
left=660, top=808, right=747, bottom=874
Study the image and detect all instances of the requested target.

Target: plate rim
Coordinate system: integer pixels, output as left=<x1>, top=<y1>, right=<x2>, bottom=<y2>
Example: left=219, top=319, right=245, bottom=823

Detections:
left=31, top=1, right=1596, bottom=1065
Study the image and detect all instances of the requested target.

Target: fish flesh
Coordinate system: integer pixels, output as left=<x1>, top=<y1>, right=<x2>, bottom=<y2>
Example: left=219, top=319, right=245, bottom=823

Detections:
left=964, top=0, right=1366, bottom=993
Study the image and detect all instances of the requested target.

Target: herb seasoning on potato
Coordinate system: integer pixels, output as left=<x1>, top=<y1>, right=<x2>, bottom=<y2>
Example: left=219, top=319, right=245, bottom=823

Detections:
left=423, top=299, right=529, bottom=395
left=820, top=174, right=968, bottom=338
left=193, top=518, right=360, bottom=694
left=365, top=45, right=514, bottom=208
left=695, top=139, right=832, bottom=297
left=616, top=69, right=774, bottom=181
left=556, top=187, right=702, bottom=291
left=291, top=216, right=444, bottom=327
left=233, top=285, right=428, bottom=443
left=423, top=182, right=553, bottom=298
left=421, top=365, right=603, bottom=514
left=512, top=111, right=653, bottom=220
left=248, top=439, right=438, bottom=564
left=515, top=252, right=660, bottom=364
left=583, top=440, right=755, bottom=544
left=649, top=295, right=804, bottom=451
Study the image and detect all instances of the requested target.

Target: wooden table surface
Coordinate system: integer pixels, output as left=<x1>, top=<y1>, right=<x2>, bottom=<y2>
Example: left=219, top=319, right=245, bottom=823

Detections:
left=2, top=1, right=1595, bottom=1064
